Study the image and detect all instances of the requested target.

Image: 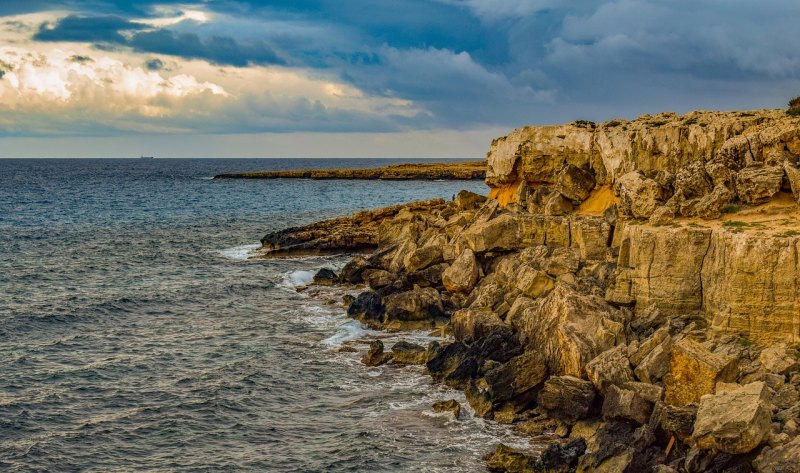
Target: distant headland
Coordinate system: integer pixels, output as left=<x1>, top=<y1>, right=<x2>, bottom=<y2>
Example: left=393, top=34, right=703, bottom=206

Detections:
left=213, top=160, right=486, bottom=180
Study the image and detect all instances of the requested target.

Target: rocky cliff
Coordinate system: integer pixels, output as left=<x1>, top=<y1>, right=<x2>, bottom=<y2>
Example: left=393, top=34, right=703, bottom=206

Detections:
left=261, top=109, right=800, bottom=472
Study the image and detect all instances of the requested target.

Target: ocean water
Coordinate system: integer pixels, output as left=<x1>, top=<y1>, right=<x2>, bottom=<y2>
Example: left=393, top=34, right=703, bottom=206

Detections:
left=0, top=159, right=529, bottom=472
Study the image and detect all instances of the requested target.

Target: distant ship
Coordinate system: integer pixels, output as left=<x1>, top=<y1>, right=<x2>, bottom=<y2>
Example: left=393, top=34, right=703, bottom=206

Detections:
left=140, top=156, right=155, bottom=159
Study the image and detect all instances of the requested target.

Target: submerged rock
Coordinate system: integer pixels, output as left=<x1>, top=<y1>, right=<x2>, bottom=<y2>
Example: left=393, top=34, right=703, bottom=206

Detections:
left=432, top=399, right=462, bottom=418
left=362, top=340, right=392, bottom=366
left=312, top=268, right=338, bottom=285
left=390, top=341, right=428, bottom=365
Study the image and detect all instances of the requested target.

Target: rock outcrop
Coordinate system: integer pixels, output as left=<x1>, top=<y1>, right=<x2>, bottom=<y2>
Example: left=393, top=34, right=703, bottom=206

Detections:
left=215, top=160, right=486, bottom=180
left=263, top=108, right=800, bottom=472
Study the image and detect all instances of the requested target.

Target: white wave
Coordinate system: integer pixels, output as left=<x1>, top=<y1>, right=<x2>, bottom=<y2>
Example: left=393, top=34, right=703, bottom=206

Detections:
left=218, top=243, right=260, bottom=261
left=286, top=269, right=316, bottom=287
left=323, top=319, right=367, bottom=346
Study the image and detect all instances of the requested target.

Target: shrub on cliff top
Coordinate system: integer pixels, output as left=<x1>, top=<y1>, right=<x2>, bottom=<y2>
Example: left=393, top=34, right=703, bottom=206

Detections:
left=789, top=96, right=800, bottom=116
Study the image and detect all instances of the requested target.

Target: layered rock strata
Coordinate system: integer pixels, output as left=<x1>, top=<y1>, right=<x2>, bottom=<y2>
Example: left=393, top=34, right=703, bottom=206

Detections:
left=262, top=109, right=800, bottom=472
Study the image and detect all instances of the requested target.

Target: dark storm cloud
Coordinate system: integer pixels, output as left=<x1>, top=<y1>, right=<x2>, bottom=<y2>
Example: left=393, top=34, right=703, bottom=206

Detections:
left=34, top=14, right=147, bottom=43
left=129, top=30, right=285, bottom=67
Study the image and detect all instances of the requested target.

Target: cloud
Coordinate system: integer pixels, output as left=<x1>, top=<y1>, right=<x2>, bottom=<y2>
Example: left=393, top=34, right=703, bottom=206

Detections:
left=34, top=14, right=147, bottom=43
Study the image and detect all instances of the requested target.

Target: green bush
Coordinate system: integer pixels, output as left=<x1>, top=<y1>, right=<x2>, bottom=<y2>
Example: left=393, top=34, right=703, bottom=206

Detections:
left=789, top=96, right=800, bottom=116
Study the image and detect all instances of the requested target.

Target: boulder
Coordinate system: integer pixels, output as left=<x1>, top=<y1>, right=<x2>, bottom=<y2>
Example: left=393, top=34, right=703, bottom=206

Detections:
left=391, top=341, right=428, bottom=365
left=735, top=165, right=784, bottom=204
left=556, top=164, right=596, bottom=202
left=485, top=350, right=548, bottom=406
left=432, top=399, right=462, bottom=418
left=653, top=402, right=698, bottom=443
left=664, top=338, right=737, bottom=406
left=632, top=330, right=672, bottom=384
left=362, top=340, right=392, bottom=366
left=602, top=385, right=654, bottom=425
left=615, top=171, right=664, bottom=218
left=339, top=256, right=372, bottom=283
left=404, top=244, right=443, bottom=272
left=508, top=285, right=626, bottom=377
left=514, top=265, right=556, bottom=299
left=454, top=189, right=487, bottom=211
left=347, top=291, right=383, bottom=324
left=585, top=346, right=635, bottom=395
left=452, top=308, right=509, bottom=344
left=363, top=269, right=396, bottom=289
left=484, top=440, right=586, bottom=473
left=759, top=344, right=800, bottom=375
left=538, top=375, right=597, bottom=422
left=383, top=286, right=444, bottom=322
left=692, top=183, right=734, bottom=219
left=692, top=381, right=772, bottom=454
left=312, top=268, right=338, bottom=285
left=784, top=160, right=800, bottom=204
left=544, top=191, right=574, bottom=216
left=461, top=214, right=521, bottom=253
left=426, top=342, right=471, bottom=382
left=753, top=435, right=800, bottom=473
left=442, top=248, right=479, bottom=293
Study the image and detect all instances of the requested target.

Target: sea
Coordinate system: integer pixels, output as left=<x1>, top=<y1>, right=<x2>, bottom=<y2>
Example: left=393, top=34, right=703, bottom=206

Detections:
left=0, top=159, right=530, bottom=472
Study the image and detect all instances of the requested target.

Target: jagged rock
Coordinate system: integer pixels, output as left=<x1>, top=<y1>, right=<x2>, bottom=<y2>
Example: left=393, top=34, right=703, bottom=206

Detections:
left=753, top=435, right=800, bottom=473
left=407, top=262, right=448, bottom=288
left=432, top=399, right=462, bottom=418
left=759, top=344, right=800, bottom=375
left=692, top=381, right=772, bottom=454
left=452, top=308, right=509, bottom=344
left=362, top=269, right=395, bottom=289
left=543, top=191, right=574, bottom=216
left=653, top=401, right=698, bottom=443
left=347, top=291, right=383, bottom=324
left=391, top=341, right=428, bottom=365
left=784, top=160, right=800, bottom=204
left=514, top=265, right=555, bottom=299
left=615, top=171, right=664, bottom=218
left=340, top=256, right=372, bottom=283
left=466, top=380, right=494, bottom=418
left=404, top=243, right=443, bottom=272
left=362, top=340, right=392, bottom=366
left=621, top=381, right=663, bottom=404
left=664, top=338, right=737, bottom=406
left=570, top=217, right=612, bottom=261
left=383, top=286, right=444, bottom=322
left=454, top=189, right=487, bottom=211
left=674, top=160, right=713, bottom=200
left=629, top=326, right=670, bottom=366
left=735, top=165, right=784, bottom=204
left=426, top=342, right=471, bottom=382
left=461, top=214, right=521, bottom=253
left=485, top=440, right=586, bottom=473
left=602, top=385, right=654, bottom=424
left=509, top=285, right=626, bottom=377
left=574, top=421, right=636, bottom=473
left=442, top=248, right=479, bottom=293
left=556, top=164, right=596, bottom=202
left=544, top=248, right=580, bottom=276
left=538, top=376, right=597, bottom=423
left=585, top=345, right=635, bottom=395
left=632, top=329, right=672, bottom=384
left=312, top=268, right=338, bottom=285
left=485, top=351, right=548, bottom=406
left=693, top=183, right=734, bottom=219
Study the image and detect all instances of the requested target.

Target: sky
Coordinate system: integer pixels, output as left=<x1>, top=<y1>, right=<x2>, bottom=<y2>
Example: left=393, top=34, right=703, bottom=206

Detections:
left=1, top=1, right=799, bottom=158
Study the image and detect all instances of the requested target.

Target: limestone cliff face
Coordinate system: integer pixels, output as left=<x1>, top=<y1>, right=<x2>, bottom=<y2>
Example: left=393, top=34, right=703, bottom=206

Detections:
left=486, top=110, right=800, bottom=219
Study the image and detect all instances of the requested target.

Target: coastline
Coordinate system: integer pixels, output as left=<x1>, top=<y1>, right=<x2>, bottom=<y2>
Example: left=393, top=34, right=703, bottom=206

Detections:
left=258, top=109, right=800, bottom=472
left=213, top=160, right=486, bottom=180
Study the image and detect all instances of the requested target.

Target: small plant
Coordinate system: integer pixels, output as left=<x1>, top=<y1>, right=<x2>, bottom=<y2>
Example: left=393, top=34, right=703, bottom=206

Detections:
left=721, top=204, right=740, bottom=214
left=573, top=119, right=596, bottom=129
left=605, top=120, right=623, bottom=127
left=571, top=200, right=581, bottom=206
left=788, top=96, right=800, bottom=116
left=684, top=117, right=698, bottom=125
left=722, top=220, right=749, bottom=228
left=776, top=230, right=800, bottom=238
left=739, top=112, right=755, bottom=117
left=648, top=120, right=668, bottom=127
left=738, top=337, right=754, bottom=348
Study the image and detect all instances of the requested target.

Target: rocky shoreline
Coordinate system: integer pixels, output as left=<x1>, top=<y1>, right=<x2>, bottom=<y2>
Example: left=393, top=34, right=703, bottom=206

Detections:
left=214, top=160, right=486, bottom=180
left=261, top=109, right=800, bottom=472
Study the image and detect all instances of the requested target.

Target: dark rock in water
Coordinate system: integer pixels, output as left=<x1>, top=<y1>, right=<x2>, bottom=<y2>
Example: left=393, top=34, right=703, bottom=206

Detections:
left=537, top=375, right=597, bottom=423
left=427, top=342, right=471, bottom=381
left=475, top=331, right=523, bottom=363
left=361, top=340, right=392, bottom=366
left=340, top=256, right=372, bottom=284
left=432, top=399, right=462, bottom=418
left=337, top=345, right=358, bottom=353
left=312, top=268, right=338, bottom=285
left=466, top=381, right=494, bottom=419
left=484, top=444, right=536, bottom=472
left=484, top=439, right=586, bottom=473
left=444, top=356, right=480, bottom=389
left=576, top=421, right=637, bottom=471
left=391, top=341, right=428, bottom=365
left=347, top=291, right=383, bottom=324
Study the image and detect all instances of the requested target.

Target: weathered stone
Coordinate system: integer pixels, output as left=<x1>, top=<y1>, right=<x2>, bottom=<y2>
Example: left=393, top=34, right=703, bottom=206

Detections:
left=426, top=342, right=470, bottom=382
left=735, top=165, right=784, bottom=204
left=454, top=189, right=487, bottom=211
left=543, top=191, right=574, bottom=216
left=784, top=160, right=800, bottom=204
left=339, top=256, right=372, bottom=283
left=653, top=402, right=697, bottom=443
left=629, top=326, right=670, bottom=365
left=403, top=243, right=443, bottom=272
left=570, top=217, right=612, bottom=261
left=362, top=340, right=392, bottom=366
left=363, top=269, right=396, bottom=289
left=466, top=379, right=494, bottom=418
left=602, top=385, right=654, bottom=425
left=759, top=344, right=800, bottom=375
left=442, top=248, right=479, bottom=293
left=556, top=164, right=596, bottom=202
left=461, top=214, right=521, bottom=253
left=634, top=338, right=672, bottom=384
left=692, top=381, right=772, bottom=454
left=383, top=286, right=444, bottom=322
left=537, top=375, right=597, bottom=422
left=432, top=399, right=462, bottom=418
left=615, top=171, right=664, bottom=218
left=753, top=435, right=800, bottom=473
left=451, top=308, right=508, bottom=344
left=664, top=338, right=737, bottom=406
left=347, top=291, right=383, bottom=324
left=514, top=265, right=555, bottom=299
left=585, top=345, right=635, bottom=395
left=621, top=381, right=664, bottom=404
left=509, top=286, right=626, bottom=377
left=391, top=341, right=428, bottom=365
left=485, top=351, right=548, bottom=405
left=693, top=183, right=734, bottom=219
left=312, top=268, right=338, bottom=285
